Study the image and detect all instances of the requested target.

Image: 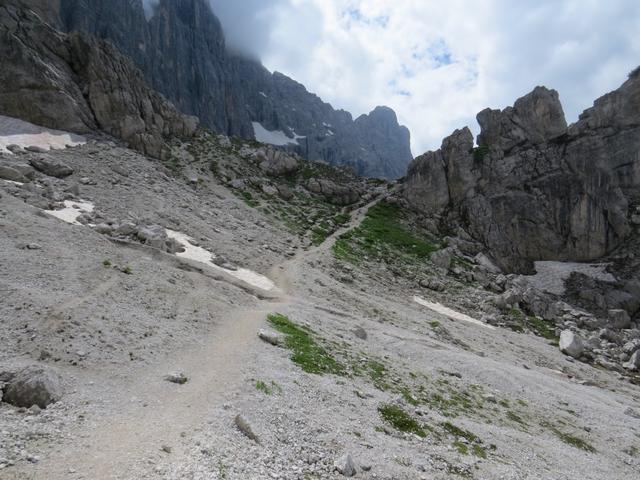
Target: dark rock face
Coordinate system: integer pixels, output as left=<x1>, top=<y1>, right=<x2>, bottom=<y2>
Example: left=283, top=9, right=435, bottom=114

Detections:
left=0, top=2, right=197, bottom=158
left=57, top=0, right=412, bottom=178
left=404, top=78, right=640, bottom=273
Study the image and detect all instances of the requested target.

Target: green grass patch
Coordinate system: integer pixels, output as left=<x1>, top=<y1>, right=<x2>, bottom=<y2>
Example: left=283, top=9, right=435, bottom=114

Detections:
left=102, top=259, right=112, bottom=267
left=507, top=410, right=527, bottom=426
left=378, top=404, right=426, bottom=438
left=332, top=201, right=438, bottom=264
left=255, top=380, right=282, bottom=395
left=267, top=313, right=345, bottom=376
left=544, top=423, right=596, bottom=452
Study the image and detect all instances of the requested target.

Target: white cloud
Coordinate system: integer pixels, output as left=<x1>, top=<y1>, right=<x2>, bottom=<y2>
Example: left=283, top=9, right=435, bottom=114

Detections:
left=212, top=0, right=640, bottom=155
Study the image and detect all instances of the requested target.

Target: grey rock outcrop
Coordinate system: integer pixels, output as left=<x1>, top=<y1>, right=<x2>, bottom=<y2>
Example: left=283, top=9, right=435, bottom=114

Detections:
left=404, top=74, right=640, bottom=272
left=56, top=0, right=412, bottom=178
left=305, top=178, right=361, bottom=206
left=255, top=148, right=299, bottom=176
left=0, top=2, right=197, bottom=159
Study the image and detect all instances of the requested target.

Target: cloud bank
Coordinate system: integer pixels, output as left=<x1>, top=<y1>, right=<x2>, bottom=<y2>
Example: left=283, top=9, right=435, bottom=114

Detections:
left=211, top=1, right=640, bottom=155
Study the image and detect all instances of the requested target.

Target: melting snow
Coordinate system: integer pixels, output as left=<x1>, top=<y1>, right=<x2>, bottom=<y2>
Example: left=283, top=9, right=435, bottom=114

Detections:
left=252, top=122, right=299, bottom=146
left=259, top=92, right=268, bottom=98
left=166, top=229, right=275, bottom=291
left=525, top=261, right=616, bottom=296
left=0, top=115, right=86, bottom=154
left=45, top=200, right=95, bottom=225
left=1, top=179, right=24, bottom=186
left=413, top=296, right=495, bottom=330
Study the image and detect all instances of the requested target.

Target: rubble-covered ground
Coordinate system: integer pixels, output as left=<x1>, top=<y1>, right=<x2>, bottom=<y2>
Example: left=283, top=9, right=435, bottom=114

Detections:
left=0, top=135, right=639, bottom=480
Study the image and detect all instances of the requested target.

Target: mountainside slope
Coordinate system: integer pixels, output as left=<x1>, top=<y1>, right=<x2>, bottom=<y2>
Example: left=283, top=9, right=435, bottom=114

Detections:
left=56, top=0, right=413, bottom=178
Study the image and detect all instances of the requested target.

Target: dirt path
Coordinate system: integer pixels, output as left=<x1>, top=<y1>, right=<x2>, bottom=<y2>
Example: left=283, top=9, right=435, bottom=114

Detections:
left=34, top=298, right=287, bottom=479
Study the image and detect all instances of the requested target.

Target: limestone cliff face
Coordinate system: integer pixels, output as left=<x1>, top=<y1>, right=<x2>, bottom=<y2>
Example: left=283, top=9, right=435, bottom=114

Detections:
left=0, top=1, right=197, bottom=158
left=404, top=75, right=640, bottom=272
left=57, top=0, right=412, bottom=178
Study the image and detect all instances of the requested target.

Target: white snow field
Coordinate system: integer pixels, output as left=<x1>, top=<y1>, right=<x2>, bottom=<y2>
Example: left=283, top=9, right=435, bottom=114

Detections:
left=413, top=295, right=496, bottom=329
left=252, top=122, right=304, bottom=146
left=0, top=115, right=86, bottom=153
left=166, top=229, right=276, bottom=291
left=45, top=200, right=95, bottom=225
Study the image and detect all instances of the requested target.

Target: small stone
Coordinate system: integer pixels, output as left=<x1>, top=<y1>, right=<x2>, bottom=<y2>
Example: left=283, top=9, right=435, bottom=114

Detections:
left=161, top=445, right=172, bottom=454
left=258, top=329, right=283, bottom=346
left=353, top=326, right=368, bottom=340
left=164, top=373, right=188, bottom=385
left=235, top=414, right=260, bottom=444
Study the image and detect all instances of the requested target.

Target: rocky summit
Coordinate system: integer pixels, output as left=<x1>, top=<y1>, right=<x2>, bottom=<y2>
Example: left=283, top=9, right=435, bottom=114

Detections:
left=0, top=1, right=639, bottom=479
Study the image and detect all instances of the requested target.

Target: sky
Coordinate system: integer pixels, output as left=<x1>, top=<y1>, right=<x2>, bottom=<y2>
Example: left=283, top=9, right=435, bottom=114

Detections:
left=209, top=0, right=640, bottom=155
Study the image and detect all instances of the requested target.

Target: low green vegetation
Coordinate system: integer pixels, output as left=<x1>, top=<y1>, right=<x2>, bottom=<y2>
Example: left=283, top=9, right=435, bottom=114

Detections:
left=267, top=313, right=345, bottom=375
left=333, top=201, right=439, bottom=264
left=443, top=422, right=487, bottom=458
left=544, top=423, right=596, bottom=452
left=102, top=259, right=112, bottom=267
left=255, top=380, right=282, bottom=395
left=122, top=265, right=133, bottom=275
left=378, top=404, right=427, bottom=438
left=506, top=309, right=559, bottom=341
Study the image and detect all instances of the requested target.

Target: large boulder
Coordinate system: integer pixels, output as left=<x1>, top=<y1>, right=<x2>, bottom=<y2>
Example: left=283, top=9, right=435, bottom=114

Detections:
left=0, top=165, right=27, bottom=182
left=559, top=330, right=585, bottom=359
left=29, top=155, right=74, bottom=178
left=255, top=148, right=298, bottom=176
left=2, top=366, right=63, bottom=408
left=305, top=178, right=360, bottom=206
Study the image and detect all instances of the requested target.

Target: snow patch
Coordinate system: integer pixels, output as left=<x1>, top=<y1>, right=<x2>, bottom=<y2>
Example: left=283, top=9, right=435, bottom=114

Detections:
left=1, top=179, right=24, bottom=186
left=259, top=92, right=268, bottom=98
left=45, top=200, right=94, bottom=225
left=413, top=296, right=495, bottom=330
left=0, top=115, right=86, bottom=154
left=165, top=229, right=275, bottom=291
left=252, top=122, right=299, bottom=146
left=525, top=261, right=616, bottom=296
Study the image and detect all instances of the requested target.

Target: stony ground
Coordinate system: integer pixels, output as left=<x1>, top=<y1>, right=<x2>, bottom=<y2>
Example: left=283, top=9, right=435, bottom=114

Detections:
left=1, top=139, right=639, bottom=480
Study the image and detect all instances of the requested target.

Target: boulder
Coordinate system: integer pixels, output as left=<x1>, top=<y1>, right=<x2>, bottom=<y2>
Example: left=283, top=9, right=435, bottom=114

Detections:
left=0, top=165, right=27, bottom=183
left=559, top=330, right=585, bottom=359
left=608, top=309, right=631, bottom=330
left=623, top=351, right=640, bottom=371
left=256, top=148, right=299, bottom=176
left=334, top=454, right=357, bottom=477
left=164, top=373, right=188, bottom=385
left=2, top=366, right=63, bottom=408
left=234, top=414, right=260, bottom=444
left=305, top=178, right=360, bottom=206
left=258, top=329, right=283, bottom=346
left=29, top=156, right=73, bottom=178
left=431, top=248, right=453, bottom=270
